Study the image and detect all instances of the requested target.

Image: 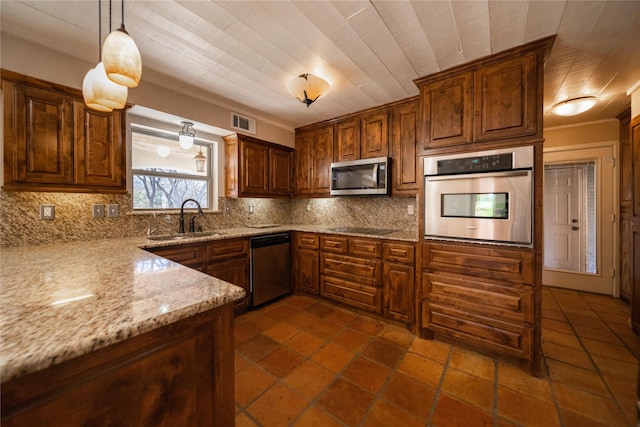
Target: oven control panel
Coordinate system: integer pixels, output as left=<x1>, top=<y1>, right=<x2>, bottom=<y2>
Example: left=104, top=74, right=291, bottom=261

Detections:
left=437, top=153, right=513, bottom=174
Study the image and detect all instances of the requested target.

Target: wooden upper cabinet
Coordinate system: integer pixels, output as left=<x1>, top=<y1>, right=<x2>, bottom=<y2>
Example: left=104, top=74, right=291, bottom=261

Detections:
left=224, top=133, right=293, bottom=198
left=74, top=101, right=124, bottom=188
left=473, top=52, right=538, bottom=142
left=2, top=71, right=126, bottom=193
left=361, top=109, right=389, bottom=159
left=416, top=36, right=552, bottom=151
left=334, top=116, right=361, bottom=162
left=391, top=98, right=419, bottom=196
left=295, top=124, right=333, bottom=197
left=419, top=72, right=473, bottom=152
left=334, top=110, right=389, bottom=162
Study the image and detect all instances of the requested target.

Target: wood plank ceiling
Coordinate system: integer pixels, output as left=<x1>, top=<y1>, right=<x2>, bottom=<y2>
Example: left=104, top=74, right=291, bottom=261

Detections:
left=1, top=0, right=639, bottom=130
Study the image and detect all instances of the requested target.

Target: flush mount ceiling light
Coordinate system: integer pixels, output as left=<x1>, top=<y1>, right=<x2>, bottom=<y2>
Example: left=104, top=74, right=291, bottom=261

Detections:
left=102, top=0, right=142, bottom=87
left=179, top=121, right=195, bottom=149
left=551, top=96, right=598, bottom=116
left=287, top=73, right=330, bottom=108
left=194, top=147, right=207, bottom=172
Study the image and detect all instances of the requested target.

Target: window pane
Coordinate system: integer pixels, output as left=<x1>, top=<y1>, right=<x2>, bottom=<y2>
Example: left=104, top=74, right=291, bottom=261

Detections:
left=133, top=174, right=208, bottom=209
left=132, top=132, right=207, bottom=176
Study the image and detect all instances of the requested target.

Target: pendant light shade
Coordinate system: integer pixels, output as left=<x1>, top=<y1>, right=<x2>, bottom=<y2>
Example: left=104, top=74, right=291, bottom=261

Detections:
left=102, top=24, right=142, bottom=87
left=91, top=62, right=128, bottom=109
left=287, top=73, right=330, bottom=107
left=179, top=121, right=195, bottom=150
left=82, top=67, right=113, bottom=112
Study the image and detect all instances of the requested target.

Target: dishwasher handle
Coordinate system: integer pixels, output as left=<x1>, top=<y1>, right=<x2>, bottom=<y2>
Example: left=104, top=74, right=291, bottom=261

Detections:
left=250, top=233, right=290, bottom=249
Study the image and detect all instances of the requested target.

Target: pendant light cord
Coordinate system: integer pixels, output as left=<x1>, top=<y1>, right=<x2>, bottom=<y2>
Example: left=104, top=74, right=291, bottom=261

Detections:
left=121, top=0, right=125, bottom=25
left=98, top=0, right=102, bottom=59
left=109, top=0, right=112, bottom=32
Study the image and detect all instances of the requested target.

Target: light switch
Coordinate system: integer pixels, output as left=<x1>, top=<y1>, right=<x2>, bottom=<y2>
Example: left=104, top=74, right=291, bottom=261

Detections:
left=92, top=204, right=105, bottom=218
left=107, top=204, right=119, bottom=218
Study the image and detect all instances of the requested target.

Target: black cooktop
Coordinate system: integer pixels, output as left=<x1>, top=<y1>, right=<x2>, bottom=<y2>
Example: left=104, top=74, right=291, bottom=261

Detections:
left=327, top=227, right=398, bottom=236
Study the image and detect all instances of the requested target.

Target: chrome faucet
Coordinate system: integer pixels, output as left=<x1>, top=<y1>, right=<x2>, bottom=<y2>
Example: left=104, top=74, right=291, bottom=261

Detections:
left=179, top=198, right=203, bottom=233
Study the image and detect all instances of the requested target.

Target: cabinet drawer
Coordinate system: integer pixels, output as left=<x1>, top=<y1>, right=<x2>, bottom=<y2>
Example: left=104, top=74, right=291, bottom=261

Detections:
left=422, top=303, right=532, bottom=360
left=423, top=242, right=534, bottom=284
left=423, top=272, right=532, bottom=324
left=207, top=238, right=248, bottom=261
left=296, top=232, right=319, bottom=250
left=321, top=254, right=380, bottom=285
left=349, top=238, right=381, bottom=258
left=151, top=245, right=206, bottom=268
left=320, top=235, right=348, bottom=254
left=321, top=276, right=381, bottom=314
left=382, top=242, right=415, bottom=264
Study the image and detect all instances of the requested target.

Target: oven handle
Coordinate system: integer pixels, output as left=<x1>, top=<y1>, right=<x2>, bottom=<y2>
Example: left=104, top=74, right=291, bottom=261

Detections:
left=425, top=170, right=531, bottom=181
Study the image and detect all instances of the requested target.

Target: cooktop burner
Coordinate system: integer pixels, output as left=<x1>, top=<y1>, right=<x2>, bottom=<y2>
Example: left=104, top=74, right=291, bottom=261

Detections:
left=327, top=227, right=398, bottom=236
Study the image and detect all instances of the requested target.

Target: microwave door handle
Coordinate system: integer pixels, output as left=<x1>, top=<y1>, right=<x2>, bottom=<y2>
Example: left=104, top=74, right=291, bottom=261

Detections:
left=372, top=164, right=379, bottom=186
left=425, top=170, right=530, bottom=181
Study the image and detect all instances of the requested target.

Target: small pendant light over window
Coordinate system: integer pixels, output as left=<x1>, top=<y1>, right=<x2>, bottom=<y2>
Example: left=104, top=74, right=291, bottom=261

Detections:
left=102, top=0, right=142, bottom=87
left=179, top=121, right=195, bottom=149
left=194, top=147, right=206, bottom=173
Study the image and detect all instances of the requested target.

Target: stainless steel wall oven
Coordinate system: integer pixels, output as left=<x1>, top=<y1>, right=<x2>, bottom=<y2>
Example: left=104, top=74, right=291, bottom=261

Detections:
left=424, top=145, right=534, bottom=247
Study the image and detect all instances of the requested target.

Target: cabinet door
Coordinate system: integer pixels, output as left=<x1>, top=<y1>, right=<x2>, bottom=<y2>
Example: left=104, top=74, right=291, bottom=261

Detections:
left=419, top=72, right=473, bottom=151
left=382, top=262, right=414, bottom=323
left=147, top=244, right=206, bottom=271
left=632, top=117, right=640, bottom=216
left=4, top=81, right=74, bottom=187
left=240, top=140, right=269, bottom=196
left=312, top=126, right=334, bottom=195
left=296, top=249, right=319, bottom=295
left=473, top=52, right=538, bottom=142
left=294, top=132, right=313, bottom=195
left=74, top=102, right=125, bottom=189
left=391, top=99, right=419, bottom=196
left=269, top=146, right=293, bottom=196
left=361, top=109, right=389, bottom=159
left=334, top=117, right=360, bottom=162
left=207, top=258, right=250, bottom=314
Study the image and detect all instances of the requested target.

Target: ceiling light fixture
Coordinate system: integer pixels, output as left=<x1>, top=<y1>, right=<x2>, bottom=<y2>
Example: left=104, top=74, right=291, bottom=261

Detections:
left=82, top=0, right=128, bottom=111
left=179, top=121, right=195, bottom=149
left=102, top=0, right=142, bottom=87
left=287, top=73, right=330, bottom=108
left=551, top=96, right=598, bottom=116
left=156, top=144, right=170, bottom=158
left=194, top=147, right=207, bottom=173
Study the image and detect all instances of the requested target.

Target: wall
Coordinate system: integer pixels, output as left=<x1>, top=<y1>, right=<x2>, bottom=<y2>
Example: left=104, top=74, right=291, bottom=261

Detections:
left=543, top=119, right=619, bottom=148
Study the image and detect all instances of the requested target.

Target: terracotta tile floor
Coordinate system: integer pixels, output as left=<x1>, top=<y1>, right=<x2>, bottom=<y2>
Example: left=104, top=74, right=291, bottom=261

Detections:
left=235, top=287, right=639, bottom=426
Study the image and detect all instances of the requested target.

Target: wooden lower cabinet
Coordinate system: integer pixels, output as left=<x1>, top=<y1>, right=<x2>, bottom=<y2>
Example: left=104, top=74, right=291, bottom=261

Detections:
left=294, top=232, right=320, bottom=295
left=382, top=241, right=415, bottom=323
left=1, top=303, right=235, bottom=426
left=321, top=253, right=382, bottom=313
left=420, top=241, right=538, bottom=374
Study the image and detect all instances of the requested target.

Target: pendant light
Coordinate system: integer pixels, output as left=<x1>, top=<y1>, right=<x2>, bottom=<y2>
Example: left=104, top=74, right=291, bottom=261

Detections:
left=287, top=73, right=330, bottom=107
left=82, top=0, right=127, bottom=111
left=102, top=0, right=142, bottom=87
left=179, top=121, right=195, bottom=149
left=194, top=147, right=206, bottom=173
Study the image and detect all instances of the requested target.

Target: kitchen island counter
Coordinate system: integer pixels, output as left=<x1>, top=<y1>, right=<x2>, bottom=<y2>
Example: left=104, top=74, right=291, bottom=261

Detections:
left=0, top=237, right=245, bottom=383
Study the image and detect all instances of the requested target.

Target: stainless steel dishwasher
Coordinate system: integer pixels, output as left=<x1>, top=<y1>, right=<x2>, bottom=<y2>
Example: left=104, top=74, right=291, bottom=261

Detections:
left=250, top=232, right=291, bottom=307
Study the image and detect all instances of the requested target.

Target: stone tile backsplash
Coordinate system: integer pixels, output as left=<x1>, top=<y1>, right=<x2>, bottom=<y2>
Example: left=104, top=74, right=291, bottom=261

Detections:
left=0, top=191, right=418, bottom=247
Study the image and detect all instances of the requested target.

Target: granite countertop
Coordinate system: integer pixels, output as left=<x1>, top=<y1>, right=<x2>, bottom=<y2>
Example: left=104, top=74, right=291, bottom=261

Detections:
left=0, top=238, right=245, bottom=382
left=0, top=224, right=416, bottom=382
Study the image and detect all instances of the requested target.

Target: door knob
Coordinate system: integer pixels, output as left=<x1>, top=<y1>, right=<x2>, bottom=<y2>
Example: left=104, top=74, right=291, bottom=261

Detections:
left=571, top=219, right=578, bottom=223
left=571, top=226, right=579, bottom=231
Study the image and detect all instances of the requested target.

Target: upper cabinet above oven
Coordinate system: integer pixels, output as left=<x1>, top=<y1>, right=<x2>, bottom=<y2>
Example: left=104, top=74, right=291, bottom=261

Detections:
left=415, top=36, right=554, bottom=154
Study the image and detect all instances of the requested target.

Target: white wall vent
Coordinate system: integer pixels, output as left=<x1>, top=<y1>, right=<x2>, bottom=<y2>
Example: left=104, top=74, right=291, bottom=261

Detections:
left=231, top=112, right=257, bottom=135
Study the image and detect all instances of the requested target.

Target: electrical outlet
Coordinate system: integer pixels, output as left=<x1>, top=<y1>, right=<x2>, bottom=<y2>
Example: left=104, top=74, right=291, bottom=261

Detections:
left=248, top=205, right=254, bottom=214
left=107, top=204, right=119, bottom=218
left=40, top=204, right=55, bottom=220
left=407, top=204, right=415, bottom=215
left=92, top=204, right=105, bottom=218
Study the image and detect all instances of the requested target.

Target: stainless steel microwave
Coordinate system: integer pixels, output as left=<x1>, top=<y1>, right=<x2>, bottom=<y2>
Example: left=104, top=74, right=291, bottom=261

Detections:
left=330, top=157, right=390, bottom=196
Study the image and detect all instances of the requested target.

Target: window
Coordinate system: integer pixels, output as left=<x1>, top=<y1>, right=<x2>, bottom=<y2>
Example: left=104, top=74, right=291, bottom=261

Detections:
left=131, top=126, right=217, bottom=210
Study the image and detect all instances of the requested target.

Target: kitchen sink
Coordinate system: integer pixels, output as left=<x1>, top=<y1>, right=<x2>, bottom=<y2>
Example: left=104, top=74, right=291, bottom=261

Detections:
left=147, top=230, right=224, bottom=241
